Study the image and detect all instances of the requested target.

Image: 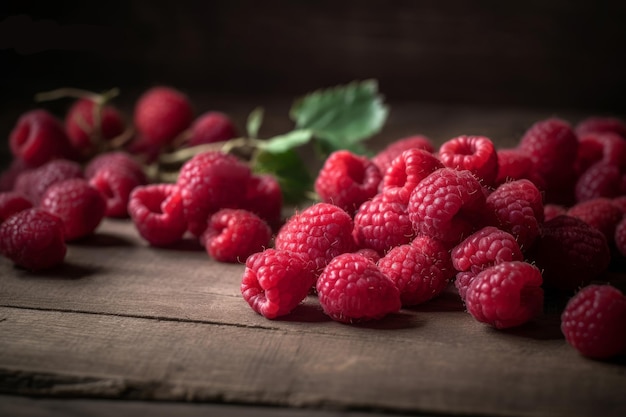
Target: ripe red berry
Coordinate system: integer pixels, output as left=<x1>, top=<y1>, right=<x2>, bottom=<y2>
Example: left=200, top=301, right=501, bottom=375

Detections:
left=0, top=208, right=66, bottom=271
left=372, top=134, right=435, bottom=175
left=316, top=252, right=401, bottom=323
left=575, top=116, right=626, bottom=139
left=241, top=248, right=316, bottom=319
left=380, top=148, right=443, bottom=205
left=13, top=159, right=84, bottom=205
left=575, top=162, right=625, bottom=202
left=575, top=132, right=626, bottom=176
left=465, top=261, right=544, bottom=329
left=84, top=151, right=147, bottom=185
left=0, top=191, right=33, bottom=223
left=9, top=109, right=76, bottom=167
left=495, top=148, right=547, bottom=189
left=89, top=165, right=144, bottom=218
left=561, top=284, right=626, bottom=359
left=241, top=174, right=283, bottom=231
left=188, top=111, right=238, bottom=146
left=39, top=178, right=106, bottom=241
left=65, top=98, right=125, bottom=157
left=438, top=135, right=499, bottom=186
left=567, top=197, right=623, bottom=242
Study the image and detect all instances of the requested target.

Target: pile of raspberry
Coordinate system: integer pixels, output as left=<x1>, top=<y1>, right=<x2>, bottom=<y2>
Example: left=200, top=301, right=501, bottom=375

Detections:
left=242, top=118, right=626, bottom=360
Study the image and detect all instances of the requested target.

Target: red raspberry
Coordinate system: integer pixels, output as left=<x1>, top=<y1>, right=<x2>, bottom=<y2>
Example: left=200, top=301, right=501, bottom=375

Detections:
left=128, top=183, right=187, bottom=247
left=133, top=86, right=194, bottom=149
left=89, top=165, right=144, bottom=218
left=239, top=174, right=284, bottom=231
left=438, top=135, right=498, bottom=186
left=451, top=226, right=524, bottom=300
left=543, top=204, right=567, bottom=221
left=575, top=162, right=625, bottom=202
left=314, top=150, right=382, bottom=215
left=0, top=191, right=33, bottom=223
left=613, top=196, right=626, bottom=213
left=84, top=151, right=147, bottom=185
left=372, top=134, right=435, bottom=175
left=9, top=109, right=76, bottom=167
left=65, top=98, right=125, bottom=158
left=201, top=209, right=271, bottom=263
left=241, top=248, right=316, bottom=319
left=275, top=203, right=356, bottom=275
left=518, top=118, right=579, bottom=202
left=615, top=217, right=626, bottom=257
left=380, top=148, right=443, bottom=205
left=354, top=247, right=381, bottom=263
left=0, top=158, right=32, bottom=192
left=316, top=252, right=401, bottom=323
left=567, top=197, right=623, bottom=242
left=39, top=178, right=106, bottom=241
left=485, top=179, right=544, bottom=250
left=176, top=151, right=251, bottom=237
left=465, top=261, right=544, bottom=329
left=352, top=192, right=414, bottom=255
left=530, top=215, right=611, bottom=291
left=0, top=208, right=66, bottom=271
left=188, top=111, right=238, bottom=146
left=378, top=235, right=454, bottom=306
left=561, top=284, right=626, bottom=359
left=495, top=148, right=547, bottom=189
left=408, top=168, right=488, bottom=244
left=575, top=116, right=626, bottom=139
left=13, top=159, right=84, bottom=205
left=575, top=132, right=626, bottom=176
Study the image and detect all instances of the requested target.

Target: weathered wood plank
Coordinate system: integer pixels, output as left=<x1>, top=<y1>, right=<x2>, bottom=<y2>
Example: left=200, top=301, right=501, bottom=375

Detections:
left=1, top=307, right=625, bottom=417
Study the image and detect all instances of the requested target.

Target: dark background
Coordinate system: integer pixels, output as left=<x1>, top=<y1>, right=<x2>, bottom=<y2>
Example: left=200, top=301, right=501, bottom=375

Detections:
left=2, top=0, right=626, bottom=165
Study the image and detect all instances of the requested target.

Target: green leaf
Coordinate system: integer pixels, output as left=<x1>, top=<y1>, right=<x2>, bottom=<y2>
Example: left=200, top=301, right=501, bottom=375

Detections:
left=246, top=107, right=264, bottom=139
left=289, top=79, right=389, bottom=152
left=259, top=129, right=313, bottom=154
left=253, top=149, right=313, bottom=204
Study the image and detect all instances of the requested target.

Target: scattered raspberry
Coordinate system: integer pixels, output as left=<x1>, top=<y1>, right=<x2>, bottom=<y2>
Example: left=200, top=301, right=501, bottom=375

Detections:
left=408, top=168, right=488, bottom=244
left=543, top=204, right=567, bottom=221
left=438, top=135, right=498, bottom=186
left=352, top=192, right=414, bottom=255
left=128, top=183, right=187, bottom=247
left=567, top=197, right=623, bottom=242
left=575, top=162, right=624, bottom=202
left=380, top=148, right=443, bottom=204
left=241, top=174, right=283, bottom=231
left=615, top=217, right=626, bottom=257
left=485, top=179, right=544, bottom=250
left=241, top=248, right=316, bottom=319
left=575, top=116, right=626, bottom=139
left=0, top=208, right=66, bottom=271
left=465, top=261, right=544, bottom=329
left=275, top=203, right=356, bottom=275
left=561, top=284, right=626, bottom=359
left=0, top=191, right=33, bottom=223
left=529, top=215, right=611, bottom=291
left=84, top=151, right=147, bottom=185
left=316, top=253, right=401, bottom=323
left=378, top=235, right=454, bottom=306
left=89, top=164, right=144, bottom=218
left=176, top=151, right=251, bottom=237
left=133, top=86, right=194, bottom=149
left=314, top=150, right=382, bottom=215
left=13, top=159, right=84, bottom=205
left=372, top=134, right=435, bottom=175
left=39, top=178, right=106, bottom=241
left=188, top=111, right=238, bottom=146
left=201, top=209, right=272, bottom=263
left=65, top=98, right=125, bottom=158
left=495, top=148, right=547, bottom=189
left=575, top=132, right=626, bottom=176
left=9, top=109, right=76, bottom=167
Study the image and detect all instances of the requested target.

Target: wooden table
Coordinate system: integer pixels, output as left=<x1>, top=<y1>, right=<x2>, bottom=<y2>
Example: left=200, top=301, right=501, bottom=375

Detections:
left=1, top=99, right=625, bottom=417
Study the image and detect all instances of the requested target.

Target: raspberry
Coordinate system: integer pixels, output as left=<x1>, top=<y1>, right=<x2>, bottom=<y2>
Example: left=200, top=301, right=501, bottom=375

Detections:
left=518, top=118, right=579, bottom=202
left=65, top=98, right=125, bottom=158
left=575, top=162, right=624, bottom=202
left=465, top=261, right=544, bottom=329
left=438, top=135, right=498, bottom=186
left=561, top=285, right=626, bottom=359
left=495, top=148, right=547, bottom=189
left=176, top=151, right=251, bottom=237
left=615, top=217, right=626, bottom=257
left=9, top=109, right=76, bottom=167
left=201, top=209, right=271, bottom=263
left=575, top=132, right=626, bottom=175
left=275, top=203, right=356, bottom=275
left=575, top=116, right=626, bottom=139
left=0, top=158, right=32, bottom=192
left=0, top=208, right=66, bottom=271
left=241, top=174, right=283, bottom=231
left=529, top=215, right=611, bottom=291
left=380, top=148, right=443, bottom=205
left=88, top=164, right=144, bottom=218
left=84, top=151, right=147, bottom=185
left=241, top=248, right=316, bottom=319
left=39, top=178, right=106, bottom=241
left=128, top=183, right=187, bottom=247
left=188, top=111, right=238, bottom=146
left=378, top=235, right=454, bottom=306
left=408, top=168, right=488, bottom=244
left=133, top=86, right=194, bottom=149
left=485, top=179, right=544, bottom=250
left=13, top=159, right=84, bottom=205
left=355, top=247, right=381, bottom=263
left=372, top=134, right=435, bottom=175
left=567, top=197, right=623, bottom=242
left=352, top=192, right=414, bottom=255
left=316, top=253, right=401, bottom=323
left=314, top=150, right=382, bottom=215
left=612, top=196, right=626, bottom=213
left=543, top=204, right=567, bottom=221
left=0, top=191, right=33, bottom=223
